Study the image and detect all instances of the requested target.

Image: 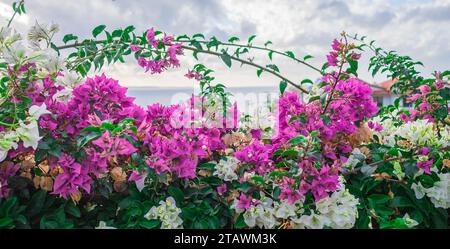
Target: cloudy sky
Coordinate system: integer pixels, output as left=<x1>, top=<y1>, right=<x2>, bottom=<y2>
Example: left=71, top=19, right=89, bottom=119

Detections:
left=1, top=0, right=449, bottom=88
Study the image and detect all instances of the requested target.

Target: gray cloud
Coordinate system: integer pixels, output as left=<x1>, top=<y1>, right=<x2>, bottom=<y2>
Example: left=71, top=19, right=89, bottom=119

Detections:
left=1, top=0, right=449, bottom=87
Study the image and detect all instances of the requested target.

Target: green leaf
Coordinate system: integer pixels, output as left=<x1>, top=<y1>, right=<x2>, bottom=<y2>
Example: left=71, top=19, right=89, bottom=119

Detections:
left=234, top=213, right=247, bottom=228
left=192, top=33, right=205, bottom=40
left=266, top=64, right=280, bottom=72
left=220, top=52, right=232, bottom=68
left=197, top=162, right=216, bottom=170
left=112, top=29, right=123, bottom=38
left=288, top=135, right=306, bottom=145
left=303, top=55, right=313, bottom=61
left=251, top=176, right=265, bottom=185
left=20, top=3, right=25, bottom=14
left=368, top=194, right=391, bottom=205
left=62, top=34, right=78, bottom=44
left=279, top=80, right=288, bottom=94
left=264, top=40, right=272, bottom=47
left=301, top=79, right=313, bottom=85
left=140, top=219, right=160, bottom=229
left=268, top=51, right=274, bottom=60
left=285, top=51, right=295, bottom=59
left=176, top=34, right=190, bottom=41
left=228, top=36, right=240, bottom=43
left=281, top=150, right=299, bottom=158
left=76, top=132, right=101, bottom=148
left=0, top=217, right=14, bottom=228
left=347, top=58, right=358, bottom=76
left=92, top=25, right=106, bottom=38
left=0, top=197, right=17, bottom=217
left=247, top=35, right=256, bottom=44
left=308, top=96, right=320, bottom=103
left=439, top=88, right=450, bottom=101
left=26, top=190, right=47, bottom=217
left=65, top=201, right=81, bottom=218
left=256, top=68, right=263, bottom=77
left=389, top=196, right=415, bottom=208
left=168, top=186, right=184, bottom=204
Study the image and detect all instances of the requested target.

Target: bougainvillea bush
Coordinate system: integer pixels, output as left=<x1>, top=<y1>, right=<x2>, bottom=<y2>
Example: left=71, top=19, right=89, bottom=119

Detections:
left=0, top=1, right=449, bottom=229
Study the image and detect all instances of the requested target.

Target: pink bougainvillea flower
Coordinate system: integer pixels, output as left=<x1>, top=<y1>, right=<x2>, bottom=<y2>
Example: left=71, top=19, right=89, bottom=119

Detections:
left=146, top=27, right=157, bottom=48
left=350, top=52, right=361, bottom=60
left=236, top=193, right=252, bottom=209
left=331, top=39, right=341, bottom=51
left=417, top=160, right=433, bottom=175
left=326, top=52, right=338, bottom=66
left=279, top=176, right=302, bottom=204
left=112, top=137, right=137, bottom=156
left=52, top=154, right=92, bottom=199
left=92, top=131, right=113, bottom=151
left=216, top=183, right=227, bottom=196
left=417, top=147, right=430, bottom=156
left=0, top=162, right=20, bottom=198
left=130, top=44, right=142, bottom=52
left=368, top=121, right=383, bottom=132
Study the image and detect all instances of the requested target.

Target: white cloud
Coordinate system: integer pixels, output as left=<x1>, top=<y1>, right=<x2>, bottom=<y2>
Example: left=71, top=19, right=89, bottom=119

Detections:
left=2, top=0, right=449, bottom=87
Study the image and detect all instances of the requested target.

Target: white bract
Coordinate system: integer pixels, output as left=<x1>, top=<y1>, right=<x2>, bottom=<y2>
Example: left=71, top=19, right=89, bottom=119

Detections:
left=95, top=221, right=117, bottom=229
left=296, top=210, right=329, bottom=229
left=411, top=173, right=450, bottom=209
left=370, top=116, right=397, bottom=147
left=144, top=196, right=183, bottom=229
left=0, top=131, right=18, bottom=162
left=16, top=120, right=41, bottom=150
left=425, top=173, right=450, bottom=209
left=28, top=104, right=51, bottom=121
left=241, top=193, right=280, bottom=229
left=213, top=156, right=239, bottom=181
left=343, top=148, right=366, bottom=169
left=396, top=120, right=437, bottom=147
left=403, top=213, right=419, bottom=228
left=314, top=188, right=359, bottom=229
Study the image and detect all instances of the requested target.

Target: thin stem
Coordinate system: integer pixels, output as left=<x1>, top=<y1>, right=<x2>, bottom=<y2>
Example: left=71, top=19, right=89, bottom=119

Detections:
left=0, top=120, right=15, bottom=127
left=7, top=0, right=24, bottom=28
left=57, top=40, right=308, bottom=93
left=57, top=40, right=104, bottom=50
left=321, top=35, right=348, bottom=115
left=179, top=39, right=324, bottom=75
left=181, top=45, right=308, bottom=93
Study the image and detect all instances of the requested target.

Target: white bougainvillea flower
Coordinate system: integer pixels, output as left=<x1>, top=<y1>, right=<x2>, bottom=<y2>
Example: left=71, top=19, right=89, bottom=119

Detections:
left=144, top=196, right=183, bottom=229
left=411, top=182, right=426, bottom=199
left=426, top=173, right=450, bottom=209
left=55, top=69, right=83, bottom=89
left=16, top=120, right=41, bottom=150
left=35, top=48, right=64, bottom=77
left=0, top=131, right=19, bottom=162
left=297, top=211, right=329, bottom=229
left=403, top=213, right=419, bottom=228
left=274, top=200, right=297, bottom=219
left=396, top=119, right=437, bottom=146
left=243, top=205, right=264, bottom=228
left=213, top=156, right=239, bottom=182
left=29, top=104, right=51, bottom=121
left=2, top=42, right=27, bottom=64
left=95, top=221, right=117, bottom=229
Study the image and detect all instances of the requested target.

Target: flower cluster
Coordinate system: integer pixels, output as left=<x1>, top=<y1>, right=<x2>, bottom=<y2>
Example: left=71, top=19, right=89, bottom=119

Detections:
left=0, top=13, right=448, bottom=229
left=412, top=172, right=450, bottom=209
left=135, top=28, right=184, bottom=74
left=144, top=197, right=183, bottom=229
left=0, top=162, right=20, bottom=198
left=0, top=104, right=50, bottom=162
left=212, top=156, right=239, bottom=181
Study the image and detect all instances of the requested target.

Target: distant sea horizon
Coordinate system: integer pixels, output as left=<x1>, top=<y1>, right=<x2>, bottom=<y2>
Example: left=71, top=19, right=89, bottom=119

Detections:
left=126, top=86, right=279, bottom=108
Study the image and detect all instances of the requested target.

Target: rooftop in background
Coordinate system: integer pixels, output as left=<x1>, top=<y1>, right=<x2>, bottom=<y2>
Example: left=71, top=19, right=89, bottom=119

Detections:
left=372, top=79, right=398, bottom=96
